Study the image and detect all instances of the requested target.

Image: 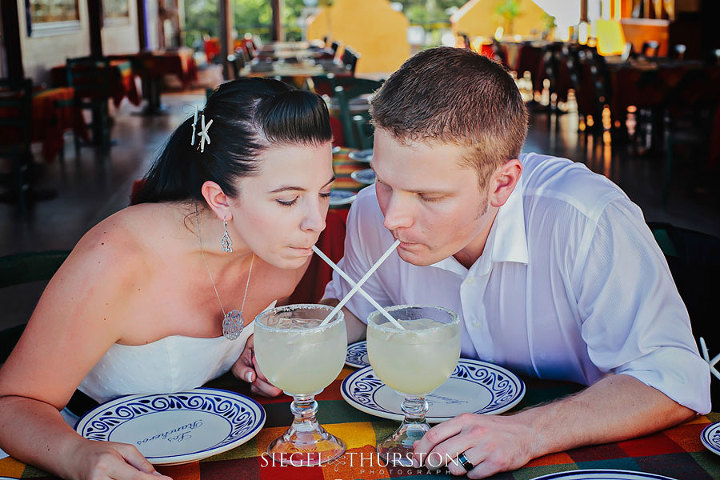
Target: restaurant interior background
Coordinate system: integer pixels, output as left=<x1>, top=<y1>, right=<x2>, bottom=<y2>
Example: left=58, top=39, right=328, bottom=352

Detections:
left=1, top=0, right=719, bottom=335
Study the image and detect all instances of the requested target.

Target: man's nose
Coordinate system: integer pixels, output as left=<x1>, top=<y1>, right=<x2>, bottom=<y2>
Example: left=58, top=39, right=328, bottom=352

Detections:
left=382, top=193, right=414, bottom=231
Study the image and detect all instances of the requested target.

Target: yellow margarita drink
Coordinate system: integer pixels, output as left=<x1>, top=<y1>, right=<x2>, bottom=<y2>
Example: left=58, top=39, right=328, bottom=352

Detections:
left=367, top=305, right=460, bottom=467
left=368, top=315, right=460, bottom=395
left=255, top=310, right=346, bottom=395
left=254, top=304, right=347, bottom=466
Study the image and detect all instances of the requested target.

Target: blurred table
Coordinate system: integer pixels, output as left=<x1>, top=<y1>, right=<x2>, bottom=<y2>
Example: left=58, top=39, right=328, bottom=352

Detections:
left=0, top=86, right=88, bottom=163
left=50, top=60, right=141, bottom=109
left=607, top=59, right=720, bottom=154
left=110, top=49, right=198, bottom=115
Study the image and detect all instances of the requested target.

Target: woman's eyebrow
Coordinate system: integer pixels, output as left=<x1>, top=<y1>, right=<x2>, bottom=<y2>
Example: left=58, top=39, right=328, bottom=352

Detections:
left=269, top=175, right=336, bottom=193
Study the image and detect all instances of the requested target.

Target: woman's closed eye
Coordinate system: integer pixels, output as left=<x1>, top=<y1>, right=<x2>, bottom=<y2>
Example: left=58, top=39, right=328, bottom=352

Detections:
left=277, top=191, right=331, bottom=206
left=276, top=196, right=299, bottom=206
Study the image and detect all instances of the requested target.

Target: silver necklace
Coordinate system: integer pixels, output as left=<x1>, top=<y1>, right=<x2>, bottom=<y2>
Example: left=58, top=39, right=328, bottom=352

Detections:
left=194, top=204, right=254, bottom=340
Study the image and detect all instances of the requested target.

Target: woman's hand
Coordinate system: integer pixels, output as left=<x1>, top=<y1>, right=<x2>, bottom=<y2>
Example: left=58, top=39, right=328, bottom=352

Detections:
left=231, top=334, right=282, bottom=397
left=68, top=438, right=173, bottom=480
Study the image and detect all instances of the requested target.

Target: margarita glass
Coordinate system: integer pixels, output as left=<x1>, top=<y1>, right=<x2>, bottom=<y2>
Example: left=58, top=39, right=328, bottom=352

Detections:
left=367, top=305, right=460, bottom=466
left=254, top=304, right=347, bottom=466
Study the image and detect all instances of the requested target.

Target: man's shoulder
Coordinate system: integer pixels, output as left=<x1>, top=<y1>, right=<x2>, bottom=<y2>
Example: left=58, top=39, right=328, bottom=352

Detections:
left=349, top=184, right=382, bottom=220
left=519, top=153, right=628, bottom=221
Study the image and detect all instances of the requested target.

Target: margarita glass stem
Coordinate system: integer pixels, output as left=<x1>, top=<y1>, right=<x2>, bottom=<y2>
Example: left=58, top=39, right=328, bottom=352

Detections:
left=290, top=393, right=320, bottom=431
left=267, top=392, right=345, bottom=466
left=377, top=394, right=430, bottom=466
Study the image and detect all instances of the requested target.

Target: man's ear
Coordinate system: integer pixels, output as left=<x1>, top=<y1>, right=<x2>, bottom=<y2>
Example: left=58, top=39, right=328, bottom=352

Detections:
left=201, top=181, right=232, bottom=221
left=488, top=159, right=522, bottom=208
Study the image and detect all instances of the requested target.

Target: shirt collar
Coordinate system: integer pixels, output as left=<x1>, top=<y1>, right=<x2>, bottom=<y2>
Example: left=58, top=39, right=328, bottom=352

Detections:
left=430, top=173, right=528, bottom=275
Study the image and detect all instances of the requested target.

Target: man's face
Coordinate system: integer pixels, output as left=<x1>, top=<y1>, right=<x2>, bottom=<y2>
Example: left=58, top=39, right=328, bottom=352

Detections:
left=371, top=129, right=496, bottom=267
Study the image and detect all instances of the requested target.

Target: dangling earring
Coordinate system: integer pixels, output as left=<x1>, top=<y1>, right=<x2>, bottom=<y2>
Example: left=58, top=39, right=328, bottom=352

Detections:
left=221, top=219, right=233, bottom=253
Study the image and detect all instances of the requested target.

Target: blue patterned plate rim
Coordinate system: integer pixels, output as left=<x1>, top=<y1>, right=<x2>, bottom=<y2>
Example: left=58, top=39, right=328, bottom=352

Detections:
left=348, top=149, right=373, bottom=162
left=350, top=168, right=376, bottom=184
left=75, top=387, right=266, bottom=465
left=528, top=469, right=678, bottom=479
left=701, top=421, right=720, bottom=456
left=341, top=358, right=525, bottom=422
left=345, top=340, right=369, bottom=368
left=330, top=190, right=357, bottom=206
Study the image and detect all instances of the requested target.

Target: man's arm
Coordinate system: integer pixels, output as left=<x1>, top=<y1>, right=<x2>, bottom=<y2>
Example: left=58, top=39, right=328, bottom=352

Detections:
left=413, top=374, right=694, bottom=479
left=320, top=298, right=366, bottom=343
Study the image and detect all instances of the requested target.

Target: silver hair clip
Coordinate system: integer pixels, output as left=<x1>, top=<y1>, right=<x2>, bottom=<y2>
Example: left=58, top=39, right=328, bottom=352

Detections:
left=190, top=106, right=198, bottom=146
left=197, top=114, right=213, bottom=153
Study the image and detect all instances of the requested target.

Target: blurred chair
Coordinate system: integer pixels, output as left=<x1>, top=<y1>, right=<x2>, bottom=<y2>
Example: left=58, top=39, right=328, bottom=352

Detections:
left=330, top=77, right=384, bottom=149
left=641, top=40, right=660, bottom=58
left=459, top=33, right=472, bottom=50
left=661, top=67, right=720, bottom=204
left=575, top=48, right=611, bottom=135
left=0, top=250, right=70, bottom=363
left=670, top=44, right=687, bottom=60
left=226, top=54, right=245, bottom=80
left=331, top=41, right=341, bottom=57
left=647, top=222, right=720, bottom=405
left=490, top=39, right=509, bottom=67
left=621, top=41, right=635, bottom=61
left=203, top=37, right=221, bottom=63
left=66, top=56, right=113, bottom=152
left=707, top=48, right=720, bottom=66
left=341, top=47, right=359, bottom=75
left=0, top=78, right=34, bottom=215
left=351, top=112, right=375, bottom=150
left=242, top=37, right=256, bottom=60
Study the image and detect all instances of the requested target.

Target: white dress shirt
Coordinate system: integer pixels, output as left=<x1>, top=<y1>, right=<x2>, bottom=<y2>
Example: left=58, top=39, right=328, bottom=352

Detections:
left=324, top=153, right=711, bottom=414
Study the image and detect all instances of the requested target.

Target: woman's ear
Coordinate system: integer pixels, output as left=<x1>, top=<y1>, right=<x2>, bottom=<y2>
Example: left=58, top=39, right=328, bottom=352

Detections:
left=488, top=159, right=522, bottom=208
left=201, top=181, right=232, bottom=221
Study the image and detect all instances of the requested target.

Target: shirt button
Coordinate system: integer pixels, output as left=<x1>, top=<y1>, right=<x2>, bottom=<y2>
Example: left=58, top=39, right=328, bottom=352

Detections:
left=466, top=277, right=476, bottom=286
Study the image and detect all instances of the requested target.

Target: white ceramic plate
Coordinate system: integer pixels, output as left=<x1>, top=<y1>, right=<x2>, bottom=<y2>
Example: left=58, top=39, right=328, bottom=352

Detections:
left=345, top=340, right=369, bottom=368
left=529, top=470, right=678, bottom=480
left=350, top=168, right=376, bottom=185
left=329, top=190, right=356, bottom=206
left=701, top=421, right=720, bottom=456
left=75, top=388, right=265, bottom=465
left=348, top=149, right=373, bottom=163
left=341, top=358, right=525, bottom=423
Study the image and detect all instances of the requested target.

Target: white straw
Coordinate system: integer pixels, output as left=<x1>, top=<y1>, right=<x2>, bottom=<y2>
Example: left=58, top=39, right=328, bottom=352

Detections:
left=321, top=239, right=401, bottom=326
left=312, top=245, right=404, bottom=329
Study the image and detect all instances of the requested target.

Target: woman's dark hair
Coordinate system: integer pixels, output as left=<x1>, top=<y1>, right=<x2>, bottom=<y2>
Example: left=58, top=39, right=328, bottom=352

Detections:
left=131, top=78, right=332, bottom=204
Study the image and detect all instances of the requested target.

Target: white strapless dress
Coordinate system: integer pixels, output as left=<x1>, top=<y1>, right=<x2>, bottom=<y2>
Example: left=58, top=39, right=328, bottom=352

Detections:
left=77, top=321, right=254, bottom=404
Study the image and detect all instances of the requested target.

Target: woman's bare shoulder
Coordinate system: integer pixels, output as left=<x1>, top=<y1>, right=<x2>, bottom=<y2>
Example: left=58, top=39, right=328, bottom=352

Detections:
left=72, top=203, right=182, bottom=267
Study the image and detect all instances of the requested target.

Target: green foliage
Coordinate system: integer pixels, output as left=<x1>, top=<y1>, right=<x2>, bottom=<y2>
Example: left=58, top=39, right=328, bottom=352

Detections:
left=397, top=0, right=464, bottom=25
left=494, top=0, right=520, bottom=21
left=184, top=0, right=306, bottom=46
left=183, top=0, right=469, bottom=47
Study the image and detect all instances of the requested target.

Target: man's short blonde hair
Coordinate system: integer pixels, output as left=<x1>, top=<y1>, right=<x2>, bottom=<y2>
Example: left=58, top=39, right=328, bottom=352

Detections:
left=370, top=47, right=528, bottom=189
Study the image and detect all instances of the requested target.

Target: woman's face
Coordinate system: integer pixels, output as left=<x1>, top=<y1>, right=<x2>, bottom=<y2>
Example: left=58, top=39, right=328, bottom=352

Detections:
left=228, top=141, right=334, bottom=269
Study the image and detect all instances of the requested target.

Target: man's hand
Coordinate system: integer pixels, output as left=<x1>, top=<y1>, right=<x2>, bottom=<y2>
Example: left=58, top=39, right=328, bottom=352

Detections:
left=231, top=334, right=282, bottom=397
left=413, top=374, right=695, bottom=478
left=413, top=413, right=533, bottom=478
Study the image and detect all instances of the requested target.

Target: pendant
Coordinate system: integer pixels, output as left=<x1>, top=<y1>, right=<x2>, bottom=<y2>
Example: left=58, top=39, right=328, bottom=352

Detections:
left=222, top=310, right=244, bottom=340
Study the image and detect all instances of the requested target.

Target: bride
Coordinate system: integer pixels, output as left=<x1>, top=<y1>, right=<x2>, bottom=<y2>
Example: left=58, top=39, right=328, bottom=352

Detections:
left=0, top=77, right=334, bottom=480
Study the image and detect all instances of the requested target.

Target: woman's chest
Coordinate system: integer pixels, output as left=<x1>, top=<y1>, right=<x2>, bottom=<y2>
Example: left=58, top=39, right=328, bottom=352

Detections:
left=119, top=263, right=297, bottom=343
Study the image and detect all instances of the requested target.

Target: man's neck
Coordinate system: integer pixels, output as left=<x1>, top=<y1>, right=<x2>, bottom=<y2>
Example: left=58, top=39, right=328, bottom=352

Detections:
left=452, top=208, right=499, bottom=269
